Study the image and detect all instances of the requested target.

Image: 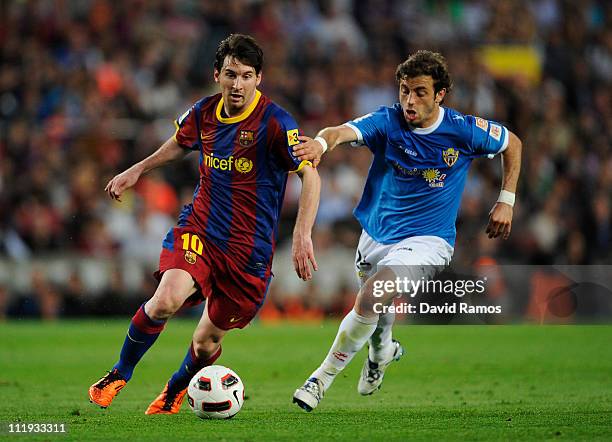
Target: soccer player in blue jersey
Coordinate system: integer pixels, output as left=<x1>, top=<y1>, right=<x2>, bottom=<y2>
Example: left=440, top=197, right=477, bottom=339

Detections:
left=291, top=50, right=522, bottom=411
left=88, top=34, right=320, bottom=414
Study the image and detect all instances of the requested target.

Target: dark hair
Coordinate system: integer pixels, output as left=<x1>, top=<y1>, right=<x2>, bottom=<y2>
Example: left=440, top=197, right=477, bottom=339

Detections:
left=395, top=50, right=452, bottom=96
left=214, top=34, right=264, bottom=74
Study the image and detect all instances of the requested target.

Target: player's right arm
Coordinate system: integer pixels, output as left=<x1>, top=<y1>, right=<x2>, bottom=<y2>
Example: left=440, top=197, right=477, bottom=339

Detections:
left=105, top=137, right=187, bottom=201
left=292, top=125, right=358, bottom=167
left=106, top=102, right=201, bottom=201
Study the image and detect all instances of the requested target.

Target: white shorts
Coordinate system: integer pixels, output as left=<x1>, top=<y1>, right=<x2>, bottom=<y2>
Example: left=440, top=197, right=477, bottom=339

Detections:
left=355, top=230, right=454, bottom=286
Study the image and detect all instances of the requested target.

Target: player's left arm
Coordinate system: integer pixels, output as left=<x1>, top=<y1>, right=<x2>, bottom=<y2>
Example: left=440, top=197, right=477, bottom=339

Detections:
left=486, top=131, right=522, bottom=240
left=292, top=164, right=321, bottom=281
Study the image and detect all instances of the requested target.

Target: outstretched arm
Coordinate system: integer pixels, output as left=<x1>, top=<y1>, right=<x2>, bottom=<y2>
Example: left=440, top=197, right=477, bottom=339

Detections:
left=105, top=137, right=188, bottom=201
left=292, top=125, right=358, bottom=167
left=292, top=164, right=321, bottom=280
left=486, top=131, right=522, bottom=239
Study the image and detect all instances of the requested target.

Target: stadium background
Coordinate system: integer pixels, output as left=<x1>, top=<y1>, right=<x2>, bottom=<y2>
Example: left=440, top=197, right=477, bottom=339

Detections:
left=1, top=0, right=611, bottom=322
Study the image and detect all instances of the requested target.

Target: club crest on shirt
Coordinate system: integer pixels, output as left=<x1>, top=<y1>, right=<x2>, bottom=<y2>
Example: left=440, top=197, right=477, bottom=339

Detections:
left=239, top=130, right=255, bottom=146
left=442, top=147, right=459, bottom=167
left=235, top=157, right=253, bottom=174
left=184, top=250, right=197, bottom=264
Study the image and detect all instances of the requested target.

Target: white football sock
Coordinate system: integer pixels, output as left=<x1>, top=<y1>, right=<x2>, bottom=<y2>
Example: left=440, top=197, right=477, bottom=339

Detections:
left=368, top=310, right=395, bottom=363
left=310, top=309, right=378, bottom=390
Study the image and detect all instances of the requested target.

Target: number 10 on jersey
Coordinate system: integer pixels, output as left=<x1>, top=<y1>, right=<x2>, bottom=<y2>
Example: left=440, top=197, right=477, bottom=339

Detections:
left=181, top=233, right=203, bottom=255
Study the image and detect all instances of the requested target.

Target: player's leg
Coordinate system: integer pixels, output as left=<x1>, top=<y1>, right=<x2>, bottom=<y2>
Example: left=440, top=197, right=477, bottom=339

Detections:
left=368, top=310, right=396, bottom=363
left=146, top=301, right=226, bottom=414
left=352, top=233, right=399, bottom=368
left=317, top=266, right=399, bottom=382
left=146, top=252, right=267, bottom=415
left=357, top=306, right=403, bottom=396
left=114, top=269, right=198, bottom=378
left=293, top=267, right=398, bottom=411
left=293, top=231, right=389, bottom=411
left=354, top=231, right=397, bottom=367
left=357, top=236, right=453, bottom=395
left=89, top=269, right=197, bottom=408
left=360, top=296, right=399, bottom=397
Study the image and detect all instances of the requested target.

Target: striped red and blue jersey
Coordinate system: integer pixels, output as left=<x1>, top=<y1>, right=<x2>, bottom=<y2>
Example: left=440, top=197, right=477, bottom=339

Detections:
left=165, top=90, right=308, bottom=278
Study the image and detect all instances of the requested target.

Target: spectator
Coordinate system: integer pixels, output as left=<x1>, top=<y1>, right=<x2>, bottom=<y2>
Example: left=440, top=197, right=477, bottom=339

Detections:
left=1, top=0, right=610, bottom=319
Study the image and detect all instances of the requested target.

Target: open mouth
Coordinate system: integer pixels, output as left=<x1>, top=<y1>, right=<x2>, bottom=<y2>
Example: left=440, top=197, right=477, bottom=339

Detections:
left=230, top=93, right=243, bottom=101
left=405, top=110, right=417, bottom=121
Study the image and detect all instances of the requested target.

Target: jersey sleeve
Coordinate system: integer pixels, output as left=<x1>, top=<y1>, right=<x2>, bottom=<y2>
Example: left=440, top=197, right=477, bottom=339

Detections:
left=463, top=115, right=509, bottom=158
left=173, top=105, right=200, bottom=151
left=270, top=109, right=311, bottom=172
left=343, top=106, right=389, bottom=152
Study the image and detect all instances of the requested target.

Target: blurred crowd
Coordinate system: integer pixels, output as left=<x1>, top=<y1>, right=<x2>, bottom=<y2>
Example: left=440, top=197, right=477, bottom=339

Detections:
left=0, top=0, right=610, bottom=320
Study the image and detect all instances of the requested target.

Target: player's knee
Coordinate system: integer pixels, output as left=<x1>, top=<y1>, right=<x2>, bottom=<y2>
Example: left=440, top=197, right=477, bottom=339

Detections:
left=357, top=269, right=398, bottom=314
left=354, top=290, right=378, bottom=317
left=146, top=292, right=183, bottom=320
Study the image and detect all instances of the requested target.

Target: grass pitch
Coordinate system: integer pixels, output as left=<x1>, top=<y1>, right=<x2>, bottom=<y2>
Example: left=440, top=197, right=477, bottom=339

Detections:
left=1, top=320, right=611, bottom=441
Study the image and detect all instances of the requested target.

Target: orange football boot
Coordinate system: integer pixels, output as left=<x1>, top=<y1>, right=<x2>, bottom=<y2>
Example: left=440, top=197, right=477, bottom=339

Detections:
left=145, top=383, right=187, bottom=415
left=89, top=369, right=127, bottom=408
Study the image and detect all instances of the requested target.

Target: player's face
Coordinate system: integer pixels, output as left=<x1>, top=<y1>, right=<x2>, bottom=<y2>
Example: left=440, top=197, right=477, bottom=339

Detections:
left=214, top=56, right=262, bottom=116
left=399, top=76, right=445, bottom=128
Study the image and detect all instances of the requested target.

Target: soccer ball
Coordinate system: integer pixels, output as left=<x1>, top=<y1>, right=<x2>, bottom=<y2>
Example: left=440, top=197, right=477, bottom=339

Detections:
left=187, top=365, right=244, bottom=419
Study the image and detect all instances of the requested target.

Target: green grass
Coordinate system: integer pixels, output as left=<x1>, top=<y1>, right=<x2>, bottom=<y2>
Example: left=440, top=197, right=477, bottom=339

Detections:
left=0, top=321, right=611, bottom=441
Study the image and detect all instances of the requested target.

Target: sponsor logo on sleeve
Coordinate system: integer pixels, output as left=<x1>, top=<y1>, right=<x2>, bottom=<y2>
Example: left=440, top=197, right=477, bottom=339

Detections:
left=475, top=117, right=488, bottom=131
left=178, top=107, right=192, bottom=125
left=489, top=124, right=502, bottom=141
left=286, top=129, right=300, bottom=146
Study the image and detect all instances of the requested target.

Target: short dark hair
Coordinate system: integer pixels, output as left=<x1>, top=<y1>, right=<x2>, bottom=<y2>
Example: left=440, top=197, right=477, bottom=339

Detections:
left=395, top=50, right=452, bottom=96
left=214, top=34, right=264, bottom=74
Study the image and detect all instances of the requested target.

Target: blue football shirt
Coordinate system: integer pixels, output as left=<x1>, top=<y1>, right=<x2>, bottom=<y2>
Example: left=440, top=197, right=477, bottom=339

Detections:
left=345, top=104, right=509, bottom=247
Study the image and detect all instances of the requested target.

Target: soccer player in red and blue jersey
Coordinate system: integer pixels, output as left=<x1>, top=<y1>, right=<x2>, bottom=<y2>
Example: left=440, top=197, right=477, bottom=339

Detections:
left=89, top=34, right=320, bottom=414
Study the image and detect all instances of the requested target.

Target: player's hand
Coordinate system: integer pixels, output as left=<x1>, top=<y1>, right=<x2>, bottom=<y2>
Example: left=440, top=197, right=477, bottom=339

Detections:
left=486, top=202, right=513, bottom=239
left=104, top=166, right=142, bottom=202
left=293, top=136, right=324, bottom=168
left=292, top=232, right=318, bottom=281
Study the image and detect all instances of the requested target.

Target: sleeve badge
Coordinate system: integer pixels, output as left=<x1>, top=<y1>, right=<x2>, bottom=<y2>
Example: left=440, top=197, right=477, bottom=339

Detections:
left=489, top=124, right=502, bottom=141
left=475, top=117, right=488, bottom=131
left=286, top=129, right=300, bottom=146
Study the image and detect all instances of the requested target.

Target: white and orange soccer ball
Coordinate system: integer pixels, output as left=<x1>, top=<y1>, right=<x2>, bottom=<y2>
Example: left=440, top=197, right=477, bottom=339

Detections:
left=187, top=365, right=244, bottom=419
